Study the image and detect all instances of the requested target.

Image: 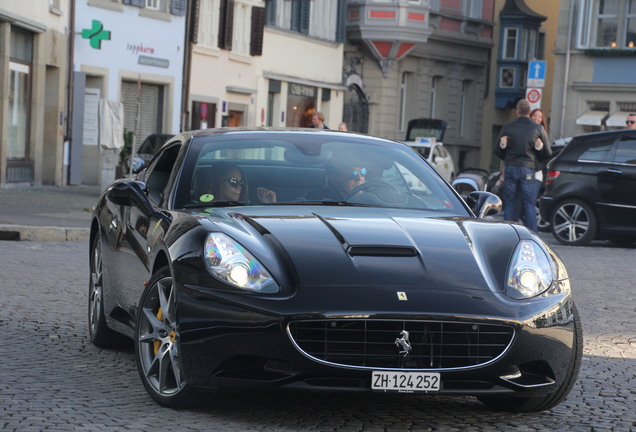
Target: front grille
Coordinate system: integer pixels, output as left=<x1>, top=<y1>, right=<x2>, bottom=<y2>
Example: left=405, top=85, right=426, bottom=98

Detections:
left=288, top=320, right=515, bottom=370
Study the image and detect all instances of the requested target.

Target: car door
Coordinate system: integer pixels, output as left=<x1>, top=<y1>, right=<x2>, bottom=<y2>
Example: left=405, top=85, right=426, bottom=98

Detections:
left=119, top=143, right=183, bottom=312
left=597, top=135, right=636, bottom=232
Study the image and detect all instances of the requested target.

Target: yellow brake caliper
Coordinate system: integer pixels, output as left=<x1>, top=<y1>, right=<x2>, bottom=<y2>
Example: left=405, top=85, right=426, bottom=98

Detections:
left=153, top=308, right=177, bottom=355
left=153, top=308, right=163, bottom=355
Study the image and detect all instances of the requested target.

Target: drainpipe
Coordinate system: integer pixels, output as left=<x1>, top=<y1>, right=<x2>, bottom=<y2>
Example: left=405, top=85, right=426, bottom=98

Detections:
left=559, top=0, right=575, bottom=139
left=64, top=0, right=75, bottom=184
left=180, top=0, right=195, bottom=131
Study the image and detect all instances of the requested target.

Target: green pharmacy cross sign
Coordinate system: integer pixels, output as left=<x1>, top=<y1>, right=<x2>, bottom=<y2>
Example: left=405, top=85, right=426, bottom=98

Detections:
left=82, top=20, right=111, bottom=49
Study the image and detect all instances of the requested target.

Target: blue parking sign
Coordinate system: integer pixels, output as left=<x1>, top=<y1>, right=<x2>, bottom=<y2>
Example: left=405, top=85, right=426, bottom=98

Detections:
left=527, top=61, right=546, bottom=88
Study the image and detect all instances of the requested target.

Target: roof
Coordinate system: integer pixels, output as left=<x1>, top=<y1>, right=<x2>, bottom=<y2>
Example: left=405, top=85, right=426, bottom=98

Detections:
left=500, top=0, right=547, bottom=22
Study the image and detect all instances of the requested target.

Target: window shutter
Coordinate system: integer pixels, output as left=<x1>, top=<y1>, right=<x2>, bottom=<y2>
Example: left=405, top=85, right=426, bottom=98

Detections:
left=190, top=0, right=200, bottom=44
left=250, top=6, right=265, bottom=56
left=171, top=0, right=187, bottom=16
left=218, top=0, right=234, bottom=50
left=300, top=0, right=310, bottom=35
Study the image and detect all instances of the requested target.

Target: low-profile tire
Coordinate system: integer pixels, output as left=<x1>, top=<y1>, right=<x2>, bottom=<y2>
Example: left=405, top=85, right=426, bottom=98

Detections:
left=89, top=232, right=123, bottom=348
left=135, top=266, right=209, bottom=409
left=478, top=303, right=583, bottom=412
left=550, top=199, right=597, bottom=246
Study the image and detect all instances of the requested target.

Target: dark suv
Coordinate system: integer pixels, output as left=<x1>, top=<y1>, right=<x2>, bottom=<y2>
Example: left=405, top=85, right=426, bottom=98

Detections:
left=539, top=129, right=636, bottom=246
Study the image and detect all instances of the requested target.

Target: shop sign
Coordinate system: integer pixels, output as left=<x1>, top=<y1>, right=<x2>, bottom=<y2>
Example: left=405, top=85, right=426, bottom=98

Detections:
left=138, top=56, right=169, bottom=68
left=289, top=83, right=316, bottom=98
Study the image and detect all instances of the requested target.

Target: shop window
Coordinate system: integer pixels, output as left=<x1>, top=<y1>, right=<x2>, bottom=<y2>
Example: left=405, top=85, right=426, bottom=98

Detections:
left=8, top=62, right=30, bottom=160
left=286, top=83, right=316, bottom=127
left=8, top=28, right=33, bottom=162
left=577, top=0, right=636, bottom=48
left=191, top=101, right=216, bottom=129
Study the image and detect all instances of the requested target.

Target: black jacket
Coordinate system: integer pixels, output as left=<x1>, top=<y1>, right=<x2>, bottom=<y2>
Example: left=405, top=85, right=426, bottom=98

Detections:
left=494, top=117, right=551, bottom=169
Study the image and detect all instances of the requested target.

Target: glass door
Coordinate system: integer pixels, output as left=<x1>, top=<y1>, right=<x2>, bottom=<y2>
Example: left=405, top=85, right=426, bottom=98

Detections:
left=8, top=61, right=30, bottom=160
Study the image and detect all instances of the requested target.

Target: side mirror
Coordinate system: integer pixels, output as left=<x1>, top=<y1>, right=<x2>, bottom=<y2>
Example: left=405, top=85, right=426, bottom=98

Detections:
left=106, top=181, right=153, bottom=215
left=467, top=191, right=502, bottom=218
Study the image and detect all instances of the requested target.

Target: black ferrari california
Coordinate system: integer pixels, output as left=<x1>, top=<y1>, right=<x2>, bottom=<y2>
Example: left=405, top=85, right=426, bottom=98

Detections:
left=89, top=128, right=581, bottom=411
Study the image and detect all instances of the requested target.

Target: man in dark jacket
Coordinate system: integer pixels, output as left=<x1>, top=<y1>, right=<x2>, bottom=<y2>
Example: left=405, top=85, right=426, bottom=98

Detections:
left=494, top=99, right=551, bottom=232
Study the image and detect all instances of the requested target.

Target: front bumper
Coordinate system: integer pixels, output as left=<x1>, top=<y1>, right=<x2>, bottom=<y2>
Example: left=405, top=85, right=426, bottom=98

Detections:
left=175, top=281, right=576, bottom=397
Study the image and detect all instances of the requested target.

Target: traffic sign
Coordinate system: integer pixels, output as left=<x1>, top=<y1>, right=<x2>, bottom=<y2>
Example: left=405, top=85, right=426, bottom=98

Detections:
left=527, top=60, right=546, bottom=88
left=526, top=87, right=542, bottom=110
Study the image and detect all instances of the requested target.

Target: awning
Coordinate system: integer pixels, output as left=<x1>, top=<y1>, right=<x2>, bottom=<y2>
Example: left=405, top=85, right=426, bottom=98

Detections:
left=606, top=111, right=633, bottom=128
left=576, top=111, right=608, bottom=126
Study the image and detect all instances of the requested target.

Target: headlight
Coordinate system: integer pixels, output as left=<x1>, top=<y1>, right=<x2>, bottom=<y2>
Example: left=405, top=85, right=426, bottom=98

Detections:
left=204, top=233, right=279, bottom=293
left=506, top=240, right=554, bottom=299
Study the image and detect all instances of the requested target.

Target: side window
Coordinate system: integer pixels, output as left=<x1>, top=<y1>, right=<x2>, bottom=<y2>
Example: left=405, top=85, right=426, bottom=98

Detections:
left=578, top=140, right=613, bottom=162
left=613, top=138, right=636, bottom=164
left=145, top=144, right=181, bottom=204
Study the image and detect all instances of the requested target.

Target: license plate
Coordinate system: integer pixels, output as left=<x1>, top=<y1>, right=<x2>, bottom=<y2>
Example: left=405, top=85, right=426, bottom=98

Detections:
left=371, top=371, right=441, bottom=392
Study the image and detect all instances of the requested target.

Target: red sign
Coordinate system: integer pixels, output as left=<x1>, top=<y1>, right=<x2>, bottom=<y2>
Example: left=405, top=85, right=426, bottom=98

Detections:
left=527, top=88, right=541, bottom=104
left=201, top=102, right=208, bottom=119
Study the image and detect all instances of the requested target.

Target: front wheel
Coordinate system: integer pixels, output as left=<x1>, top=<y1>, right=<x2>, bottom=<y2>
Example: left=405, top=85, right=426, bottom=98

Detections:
left=135, top=266, right=209, bottom=408
left=550, top=199, right=597, bottom=246
left=478, top=303, right=583, bottom=412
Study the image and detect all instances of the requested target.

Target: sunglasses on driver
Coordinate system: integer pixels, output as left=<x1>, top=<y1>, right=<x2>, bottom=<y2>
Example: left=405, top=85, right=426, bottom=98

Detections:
left=223, top=177, right=244, bottom=188
left=346, top=168, right=367, bottom=180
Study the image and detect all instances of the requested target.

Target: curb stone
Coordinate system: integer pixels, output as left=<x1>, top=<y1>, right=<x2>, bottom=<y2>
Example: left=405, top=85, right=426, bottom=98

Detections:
left=0, top=224, right=90, bottom=242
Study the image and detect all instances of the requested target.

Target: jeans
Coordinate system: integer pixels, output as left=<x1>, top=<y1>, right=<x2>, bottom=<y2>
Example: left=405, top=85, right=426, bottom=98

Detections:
left=503, top=166, right=538, bottom=232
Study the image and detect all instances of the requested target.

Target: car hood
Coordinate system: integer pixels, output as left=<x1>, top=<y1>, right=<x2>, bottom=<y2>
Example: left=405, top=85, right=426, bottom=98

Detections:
left=191, top=206, right=520, bottom=295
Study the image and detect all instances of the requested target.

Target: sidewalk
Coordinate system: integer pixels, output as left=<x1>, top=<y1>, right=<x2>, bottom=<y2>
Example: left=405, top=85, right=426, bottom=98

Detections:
left=0, top=185, right=101, bottom=242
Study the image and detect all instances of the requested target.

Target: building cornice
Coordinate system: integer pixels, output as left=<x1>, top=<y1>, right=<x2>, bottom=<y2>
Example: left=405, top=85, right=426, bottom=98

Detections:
left=262, top=72, right=348, bottom=91
left=0, top=8, right=47, bottom=33
left=571, top=82, right=636, bottom=91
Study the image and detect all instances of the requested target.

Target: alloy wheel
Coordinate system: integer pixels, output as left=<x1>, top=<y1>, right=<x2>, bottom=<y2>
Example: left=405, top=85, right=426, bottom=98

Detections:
left=136, top=276, right=185, bottom=397
left=551, top=199, right=596, bottom=246
left=89, top=237, right=103, bottom=337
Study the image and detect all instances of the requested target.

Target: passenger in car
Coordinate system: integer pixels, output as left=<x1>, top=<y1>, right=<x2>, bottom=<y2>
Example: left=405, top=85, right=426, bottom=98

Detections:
left=305, top=163, right=366, bottom=201
left=198, top=161, right=277, bottom=204
left=198, top=161, right=249, bottom=203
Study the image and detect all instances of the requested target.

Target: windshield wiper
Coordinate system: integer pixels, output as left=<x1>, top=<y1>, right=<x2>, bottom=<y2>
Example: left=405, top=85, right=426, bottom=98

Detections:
left=182, top=200, right=247, bottom=208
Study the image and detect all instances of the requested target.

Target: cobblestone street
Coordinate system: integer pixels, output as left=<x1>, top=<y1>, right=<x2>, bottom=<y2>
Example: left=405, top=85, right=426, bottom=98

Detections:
left=0, top=240, right=634, bottom=431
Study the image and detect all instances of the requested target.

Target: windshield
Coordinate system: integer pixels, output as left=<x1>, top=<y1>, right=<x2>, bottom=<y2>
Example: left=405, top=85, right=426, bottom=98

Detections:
left=173, top=131, right=466, bottom=215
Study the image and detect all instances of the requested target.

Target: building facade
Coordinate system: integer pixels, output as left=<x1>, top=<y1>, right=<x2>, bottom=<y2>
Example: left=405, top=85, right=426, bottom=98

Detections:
left=258, top=0, right=345, bottom=130
left=187, top=0, right=264, bottom=131
left=71, top=0, right=186, bottom=185
left=0, top=0, right=70, bottom=187
left=479, top=0, right=558, bottom=171
left=343, top=0, right=496, bottom=172
left=186, top=0, right=345, bottom=135
left=550, top=0, right=636, bottom=141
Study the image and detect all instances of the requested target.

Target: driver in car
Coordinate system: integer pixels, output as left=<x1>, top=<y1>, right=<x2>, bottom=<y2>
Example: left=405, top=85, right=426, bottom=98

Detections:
left=306, top=163, right=366, bottom=201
